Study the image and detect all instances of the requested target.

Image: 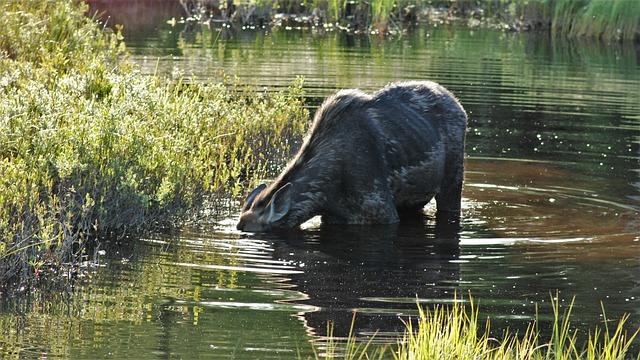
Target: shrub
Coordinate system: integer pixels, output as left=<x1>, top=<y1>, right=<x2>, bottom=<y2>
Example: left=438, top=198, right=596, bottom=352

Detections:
left=0, top=0, right=309, bottom=281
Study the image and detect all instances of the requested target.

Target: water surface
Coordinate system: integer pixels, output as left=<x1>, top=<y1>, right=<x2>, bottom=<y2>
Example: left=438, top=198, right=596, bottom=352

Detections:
left=1, top=6, right=639, bottom=359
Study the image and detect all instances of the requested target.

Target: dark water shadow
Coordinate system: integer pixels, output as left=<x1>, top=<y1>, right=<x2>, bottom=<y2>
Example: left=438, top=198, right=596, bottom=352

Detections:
left=266, top=213, right=462, bottom=338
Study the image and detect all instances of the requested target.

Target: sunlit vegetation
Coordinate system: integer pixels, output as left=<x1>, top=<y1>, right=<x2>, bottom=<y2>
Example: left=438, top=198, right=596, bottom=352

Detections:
left=333, top=0, right=639, bottom=40
left=393, top=297, right=639, bottom=360
left=332, top=0, right=639, bottom=40
left=192, top=0, right=640, bottom=40
left=487, top=0, right=640, bottom=41
left=0, top=0, right=308, bottom=281
left=306, top=296, right=639, bottom=360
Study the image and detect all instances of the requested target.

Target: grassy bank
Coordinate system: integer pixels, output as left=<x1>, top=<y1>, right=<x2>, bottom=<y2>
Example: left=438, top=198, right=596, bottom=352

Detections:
left=318, top=0, right=639, bottom=40
left=482, top=0, right=640, bottom=41
left=0, top=0, right=308, bottom=282
left=182, top=0, right=640, bottom=40
left=314, top=297, right=639, bottom=360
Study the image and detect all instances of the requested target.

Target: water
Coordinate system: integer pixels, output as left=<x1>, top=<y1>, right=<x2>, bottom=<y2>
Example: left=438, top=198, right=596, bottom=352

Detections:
left=1, top=4, right=639, bottom=358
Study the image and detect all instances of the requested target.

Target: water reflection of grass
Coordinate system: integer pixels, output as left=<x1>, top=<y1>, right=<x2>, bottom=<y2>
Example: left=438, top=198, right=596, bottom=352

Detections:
left=0, top=233, right=313, bottom=359
left=0, top=1, right=308, bottom=281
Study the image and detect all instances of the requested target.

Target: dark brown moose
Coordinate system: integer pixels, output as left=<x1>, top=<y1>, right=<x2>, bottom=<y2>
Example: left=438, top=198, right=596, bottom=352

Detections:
left=237, top=81, right=467, bottom=232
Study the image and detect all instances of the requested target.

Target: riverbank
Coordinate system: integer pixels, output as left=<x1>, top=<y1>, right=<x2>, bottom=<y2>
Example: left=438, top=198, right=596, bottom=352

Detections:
left=142, top=0, right=640, bottom=41
left=0, top=0, right=308, bottom=283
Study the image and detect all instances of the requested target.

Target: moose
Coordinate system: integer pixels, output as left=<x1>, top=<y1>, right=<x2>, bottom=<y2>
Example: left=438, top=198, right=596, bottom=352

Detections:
left=237, top=81, right=467, bottom=232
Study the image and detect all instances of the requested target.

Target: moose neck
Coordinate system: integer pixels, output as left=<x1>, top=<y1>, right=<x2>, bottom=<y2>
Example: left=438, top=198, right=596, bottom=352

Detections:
left=270, top=145, right=338, bottom=228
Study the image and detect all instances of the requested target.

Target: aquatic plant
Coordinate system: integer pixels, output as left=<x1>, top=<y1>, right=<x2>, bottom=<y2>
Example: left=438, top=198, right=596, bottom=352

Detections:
left=371, top=0, right=397, bottom=32
left=312, top=313, right=386, bottom=360
left=394, top=295, right=639, bottom=360
left=566, top=0, right=640, bottom=41
left=482, top=0, right=639, bottom=41
left=328, top=0, right=347, bottom=22
left=305, top=295, right=639, bottom=359
left=0, top=0, right=308, bottom=281
left=193, top=0, right=640, bottom=40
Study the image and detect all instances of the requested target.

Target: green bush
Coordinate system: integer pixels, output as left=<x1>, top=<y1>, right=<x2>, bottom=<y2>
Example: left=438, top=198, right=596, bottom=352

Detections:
left=0, top=0, right=308, bottom=280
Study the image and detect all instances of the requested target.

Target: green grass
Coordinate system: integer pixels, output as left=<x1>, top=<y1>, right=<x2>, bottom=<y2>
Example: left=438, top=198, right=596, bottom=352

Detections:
left=474, top=0, right=639, bottom=41
left=306, top=296, right=639, bottom=360
left=0, top=0, right=308, bottom=281
left=395, top=296, right=639, bottom=360
left=311, top=313, right=385, bottom=360
left=371, top=0, right=397, bottom=32
left=568, top=0, right=640, bottom=41
left=223, top=0, right=640, bottom=40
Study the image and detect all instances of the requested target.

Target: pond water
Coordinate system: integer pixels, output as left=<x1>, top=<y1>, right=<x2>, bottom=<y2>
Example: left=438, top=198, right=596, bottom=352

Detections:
left=1, top=4, right=640, bottom=359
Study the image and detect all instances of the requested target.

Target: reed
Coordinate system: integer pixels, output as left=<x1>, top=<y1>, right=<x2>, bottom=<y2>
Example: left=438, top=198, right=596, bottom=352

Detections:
left=371, top=0, right=396, bottom=32
left=312, top=313, right=386, bottom=360
left=492, top=0, right=639, bottom=41
left=304, top=295, right=639, bottom=359
left=231, top=0, right=640, bottom=40
left=395, top=295, right=639, bottom=359
left=569, top=0, right=640, bottom=41
left=328, top=0, right=347, bottom=23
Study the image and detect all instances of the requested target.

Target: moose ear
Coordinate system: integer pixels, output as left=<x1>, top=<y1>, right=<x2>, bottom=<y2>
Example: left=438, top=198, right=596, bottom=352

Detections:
left=265, top=183, right=292, bottom=223
left=243, top=183, right=267, bottom=210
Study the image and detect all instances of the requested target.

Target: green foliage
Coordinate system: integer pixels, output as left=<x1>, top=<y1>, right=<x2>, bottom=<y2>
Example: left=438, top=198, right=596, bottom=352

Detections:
left=481, top=0, right=639, bottom=41
left=313, top=313, right=387, bottom=360
left=329, top=0, right=347, bottom=22
left=0, top=1, right=124, bottom=71
left=371, top=0, right=396, bottom=31
left=568, top=0, right=640, bottom=40
left=219, top=0, right=640, bottom=40
left=569, top=0, right=640, bottom=41
left=0, top=0, right=308, bottom=280
left=393, top=295, right=639, bottom=360
left=306, top=295, right=639, bottom=360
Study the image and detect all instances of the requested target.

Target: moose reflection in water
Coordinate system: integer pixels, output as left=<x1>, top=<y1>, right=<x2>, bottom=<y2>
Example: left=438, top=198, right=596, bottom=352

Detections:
left=268, top=212, right=462, bottom=339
